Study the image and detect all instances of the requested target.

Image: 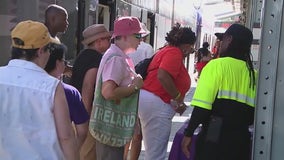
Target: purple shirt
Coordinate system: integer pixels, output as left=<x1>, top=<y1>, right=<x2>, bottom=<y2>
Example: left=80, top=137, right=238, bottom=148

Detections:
left=62, top=82, right=89, bottom=124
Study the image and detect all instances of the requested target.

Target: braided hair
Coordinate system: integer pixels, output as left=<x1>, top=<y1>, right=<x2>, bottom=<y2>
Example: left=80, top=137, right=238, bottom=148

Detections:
left=221, top=28, right=256, bottom=89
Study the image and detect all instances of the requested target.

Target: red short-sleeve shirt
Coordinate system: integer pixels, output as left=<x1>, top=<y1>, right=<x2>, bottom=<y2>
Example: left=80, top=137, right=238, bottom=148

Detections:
left=142, top=46, right=191, bottom=103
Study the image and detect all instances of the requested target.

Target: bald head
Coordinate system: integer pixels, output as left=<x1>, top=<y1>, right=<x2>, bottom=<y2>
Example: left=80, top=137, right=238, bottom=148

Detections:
left=45, top=4, right=66, bottom=20
left=45, top=4, right=68, bottom=37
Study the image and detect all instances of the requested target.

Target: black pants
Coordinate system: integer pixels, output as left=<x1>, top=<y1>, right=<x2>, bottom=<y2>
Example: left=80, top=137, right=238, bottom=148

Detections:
left=195, top=129, right=251, bottom=160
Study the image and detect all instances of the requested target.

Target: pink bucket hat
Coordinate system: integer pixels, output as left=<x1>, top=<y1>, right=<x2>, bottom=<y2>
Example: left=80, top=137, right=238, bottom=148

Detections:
left=112, top=16, right=145, bottom=39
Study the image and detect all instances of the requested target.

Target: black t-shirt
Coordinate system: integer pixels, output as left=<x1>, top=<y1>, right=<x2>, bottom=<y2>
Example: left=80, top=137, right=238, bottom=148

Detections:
left=71, top=49, right=102, bottom=93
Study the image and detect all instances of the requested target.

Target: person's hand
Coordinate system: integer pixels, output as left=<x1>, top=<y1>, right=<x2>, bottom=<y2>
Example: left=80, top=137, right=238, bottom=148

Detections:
left=63, top=66, right=72, bottom=78
left=171, top=100, right=187, bottom=115
left=181, top=136, right=192, bottom=159
left=132, top=74, right=144, bottom=89
left=175, top=102, right=187, bottom=115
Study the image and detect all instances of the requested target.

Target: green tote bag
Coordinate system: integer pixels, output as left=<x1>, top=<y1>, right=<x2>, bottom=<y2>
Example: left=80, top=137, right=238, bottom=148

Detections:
left=89, top=56, right=139, bottom=147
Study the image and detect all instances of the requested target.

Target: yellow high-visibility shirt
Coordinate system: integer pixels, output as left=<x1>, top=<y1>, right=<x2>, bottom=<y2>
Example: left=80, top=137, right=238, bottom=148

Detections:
left=191, top=57, right=257, bottom=110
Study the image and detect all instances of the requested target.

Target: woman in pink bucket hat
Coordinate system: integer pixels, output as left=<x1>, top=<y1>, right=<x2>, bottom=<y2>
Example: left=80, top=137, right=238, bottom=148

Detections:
left=89, top=16, right=145, bottom=160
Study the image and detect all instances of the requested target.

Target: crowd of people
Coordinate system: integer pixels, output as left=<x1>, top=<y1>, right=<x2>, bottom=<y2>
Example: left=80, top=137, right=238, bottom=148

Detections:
left=0, top=3, right=257, bottom=160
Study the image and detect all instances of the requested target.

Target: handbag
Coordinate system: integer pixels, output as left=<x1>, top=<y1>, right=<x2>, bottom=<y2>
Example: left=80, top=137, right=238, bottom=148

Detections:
left=135, top=55, right=154, bottom=79
left=89, top=55, right=139, bottom=147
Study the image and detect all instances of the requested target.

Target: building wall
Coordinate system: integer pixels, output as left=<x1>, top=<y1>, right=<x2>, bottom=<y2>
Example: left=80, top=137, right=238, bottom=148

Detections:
left=0, top=0, right=80, bottom=66
left=0, top=0, right=55, bottom=66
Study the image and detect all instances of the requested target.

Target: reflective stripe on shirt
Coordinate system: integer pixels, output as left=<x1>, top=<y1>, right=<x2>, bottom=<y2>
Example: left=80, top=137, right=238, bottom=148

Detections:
left=191, top=57, right=257, bottom=110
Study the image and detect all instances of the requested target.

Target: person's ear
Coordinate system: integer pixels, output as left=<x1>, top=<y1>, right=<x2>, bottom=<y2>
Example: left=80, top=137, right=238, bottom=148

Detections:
left=55, top=59, right=61, bottom=68
left=37, top=47, right=45, bottom=57
left=227, top=35, right=233, bottom=43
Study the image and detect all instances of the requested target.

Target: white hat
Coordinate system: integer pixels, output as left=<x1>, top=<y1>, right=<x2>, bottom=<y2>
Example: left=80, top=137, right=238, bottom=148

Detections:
left=141, top=23, right=150, bottom=37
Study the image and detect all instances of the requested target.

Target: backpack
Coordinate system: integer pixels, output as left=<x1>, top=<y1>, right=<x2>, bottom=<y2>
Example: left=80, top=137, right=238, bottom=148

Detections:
left=135, top=55, right=154, bottom=79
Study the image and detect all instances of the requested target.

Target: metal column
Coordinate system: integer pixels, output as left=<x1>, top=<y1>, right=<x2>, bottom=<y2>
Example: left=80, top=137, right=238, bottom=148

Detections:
left=253, top=0, right=284, bottom=159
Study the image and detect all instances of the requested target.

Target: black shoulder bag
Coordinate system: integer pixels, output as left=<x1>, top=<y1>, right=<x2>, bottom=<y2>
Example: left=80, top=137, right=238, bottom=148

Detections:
left=134, top=55, right=154, bottom=80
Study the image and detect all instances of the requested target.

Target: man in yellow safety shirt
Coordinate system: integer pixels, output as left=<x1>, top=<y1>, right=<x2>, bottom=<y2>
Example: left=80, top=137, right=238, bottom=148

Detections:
left=181, top=23, right=257, bottom=160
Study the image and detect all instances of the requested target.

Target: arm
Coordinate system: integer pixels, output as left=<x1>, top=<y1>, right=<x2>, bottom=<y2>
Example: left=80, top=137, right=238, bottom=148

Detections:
left=74, top=122, right=88, bottom=149
left=82, top=68, right=98, bottom=114
left=101, top=56, right=143, bottom=100
left=181, top=107, right=211, bottom=158
left=54, top=83, right=79, bottom=160
left=70, top=87, right=89, bottom=150
left=157, top=68, right=183, bottom=102
left=101, top=75, right=143, bottom=100
left=157, top=68, right=187, bottom=114
left=181, top=136, right=192, bottom=159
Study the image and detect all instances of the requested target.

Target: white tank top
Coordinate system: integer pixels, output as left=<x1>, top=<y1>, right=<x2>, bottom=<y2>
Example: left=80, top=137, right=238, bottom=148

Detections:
left=0, top=60, right=64, bottom=160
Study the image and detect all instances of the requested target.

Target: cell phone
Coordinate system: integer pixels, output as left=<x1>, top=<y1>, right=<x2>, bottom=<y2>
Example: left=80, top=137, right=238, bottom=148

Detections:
left=205, top=116, right=223, bottom=143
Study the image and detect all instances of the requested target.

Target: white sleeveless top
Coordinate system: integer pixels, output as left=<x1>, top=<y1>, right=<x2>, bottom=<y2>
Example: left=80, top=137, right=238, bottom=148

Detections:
left=0, top=59, right=64, bottom=160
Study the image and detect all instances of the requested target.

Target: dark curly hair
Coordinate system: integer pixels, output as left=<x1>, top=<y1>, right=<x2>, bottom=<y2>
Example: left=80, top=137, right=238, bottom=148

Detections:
left=165, top=23, right=196, bottom=46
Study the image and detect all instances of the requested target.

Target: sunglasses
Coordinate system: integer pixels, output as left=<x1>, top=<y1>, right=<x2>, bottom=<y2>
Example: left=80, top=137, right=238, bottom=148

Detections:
left=133, top=34, right=142, bottom=39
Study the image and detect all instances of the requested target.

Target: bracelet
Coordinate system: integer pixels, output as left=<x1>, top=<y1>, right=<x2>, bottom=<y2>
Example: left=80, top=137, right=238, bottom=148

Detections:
left=174, top=92, right=181, bottom=100
left=133, top=84, right=139, bottom=91
left=129, top=84, right=139, bottom=92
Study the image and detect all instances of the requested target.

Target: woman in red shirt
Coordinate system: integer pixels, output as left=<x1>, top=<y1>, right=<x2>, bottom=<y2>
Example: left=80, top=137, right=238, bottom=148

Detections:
left=138, top=23, right=196, bottom=160
left=195, top=42, right=212, bottom=80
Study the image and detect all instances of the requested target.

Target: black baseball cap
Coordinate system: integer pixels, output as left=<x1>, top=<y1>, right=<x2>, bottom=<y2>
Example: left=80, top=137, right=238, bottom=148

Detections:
left=215, top=23, right=253, bottom=46
left=214, top=32, right=223, bottom=40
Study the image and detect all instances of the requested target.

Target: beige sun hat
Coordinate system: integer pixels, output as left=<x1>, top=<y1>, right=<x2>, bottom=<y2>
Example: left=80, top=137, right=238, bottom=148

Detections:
left=82, top=24, right=111, bottom=45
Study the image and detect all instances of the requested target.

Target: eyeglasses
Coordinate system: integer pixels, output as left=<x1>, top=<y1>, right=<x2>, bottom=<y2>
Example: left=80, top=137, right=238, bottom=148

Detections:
left=133, top=34, right=142, bottom=39
left=100, top=36, right=111, bottom=41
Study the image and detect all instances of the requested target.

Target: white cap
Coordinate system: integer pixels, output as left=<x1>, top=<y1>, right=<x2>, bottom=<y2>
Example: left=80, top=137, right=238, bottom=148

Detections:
left=141, top=23, right=150, bottom=37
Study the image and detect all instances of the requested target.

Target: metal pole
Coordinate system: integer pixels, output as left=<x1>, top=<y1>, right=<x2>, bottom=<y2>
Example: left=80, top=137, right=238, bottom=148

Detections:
left=77, top=0, right=85, bottom=56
